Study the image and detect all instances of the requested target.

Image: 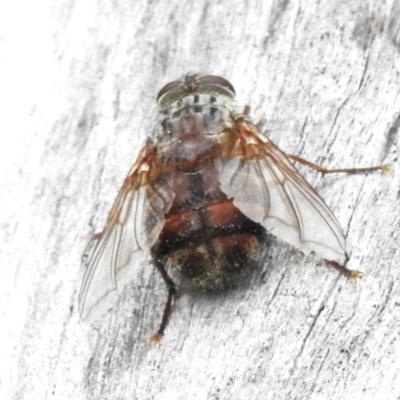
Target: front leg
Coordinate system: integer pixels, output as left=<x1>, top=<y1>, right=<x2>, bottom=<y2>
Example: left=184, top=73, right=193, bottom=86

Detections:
left=285, top=153, right=390, bottom=176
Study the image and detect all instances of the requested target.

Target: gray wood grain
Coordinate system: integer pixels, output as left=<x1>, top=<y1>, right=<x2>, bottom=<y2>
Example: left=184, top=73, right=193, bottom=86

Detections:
left=1, top=0, right=399, bottom=399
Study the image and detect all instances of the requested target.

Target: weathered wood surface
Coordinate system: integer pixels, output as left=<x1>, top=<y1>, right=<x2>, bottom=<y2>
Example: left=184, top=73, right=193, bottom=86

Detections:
left=1, top=1, right=399, bottom=399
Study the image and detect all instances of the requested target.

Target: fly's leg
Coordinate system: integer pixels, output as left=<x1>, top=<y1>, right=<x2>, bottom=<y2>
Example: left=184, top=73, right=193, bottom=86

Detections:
left=243, top=106, right=267, bottom=129
left=150, top=260, right=177, bottom=344
left=287, top=154, right=389, bottom=279
left=326, top=260, right=363, bottom=282
left=243, top=105, right=251, bottom=115
left=286, top=154, right=390, bottom=176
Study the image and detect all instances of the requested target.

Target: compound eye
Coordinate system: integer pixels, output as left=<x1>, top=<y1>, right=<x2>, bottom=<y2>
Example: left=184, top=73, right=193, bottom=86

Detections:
left=156, top=80, right=181, bottom=102
left=198, top=75, right=235, bottom=95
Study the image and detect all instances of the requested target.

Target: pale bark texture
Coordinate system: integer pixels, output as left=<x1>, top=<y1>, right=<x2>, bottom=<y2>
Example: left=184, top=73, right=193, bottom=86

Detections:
left=1, top=1, right=400, bottom=399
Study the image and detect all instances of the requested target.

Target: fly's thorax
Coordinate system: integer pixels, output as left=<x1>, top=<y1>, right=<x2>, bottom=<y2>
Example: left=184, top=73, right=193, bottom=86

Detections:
left=152, top=94, right=238, bottom=167
left=153, top=93, right=237, bottom=141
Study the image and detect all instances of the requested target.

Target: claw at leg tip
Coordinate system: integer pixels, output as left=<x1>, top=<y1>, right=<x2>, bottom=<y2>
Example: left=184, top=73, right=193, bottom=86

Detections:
left=150, top=333, right=163, bottom=345
left=381, top=165, right=391, bottom=176
left=348, top=270, right=364, bottom=282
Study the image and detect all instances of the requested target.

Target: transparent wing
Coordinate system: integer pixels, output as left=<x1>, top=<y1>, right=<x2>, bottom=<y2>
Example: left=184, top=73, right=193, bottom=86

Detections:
left=216, top=120, right=347, bottom=265
left=79, top=146, right=173, bottom=320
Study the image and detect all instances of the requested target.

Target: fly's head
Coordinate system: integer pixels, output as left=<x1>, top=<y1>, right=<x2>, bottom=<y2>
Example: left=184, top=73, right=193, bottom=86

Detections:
left=156, top=73, right=236, bottom=111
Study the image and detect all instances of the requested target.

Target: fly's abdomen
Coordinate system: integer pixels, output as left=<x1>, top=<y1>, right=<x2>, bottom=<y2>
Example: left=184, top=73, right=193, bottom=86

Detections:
left=151, top=164, right=267, bottom=289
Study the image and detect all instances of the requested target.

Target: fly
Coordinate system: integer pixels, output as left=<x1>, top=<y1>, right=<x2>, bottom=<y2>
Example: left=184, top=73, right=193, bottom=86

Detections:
left=78, top=73, right=389, bottom=342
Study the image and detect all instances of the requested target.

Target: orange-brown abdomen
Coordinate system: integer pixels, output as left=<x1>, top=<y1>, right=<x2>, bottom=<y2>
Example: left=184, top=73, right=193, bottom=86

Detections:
left=151, top=133, right=268, bottom=289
